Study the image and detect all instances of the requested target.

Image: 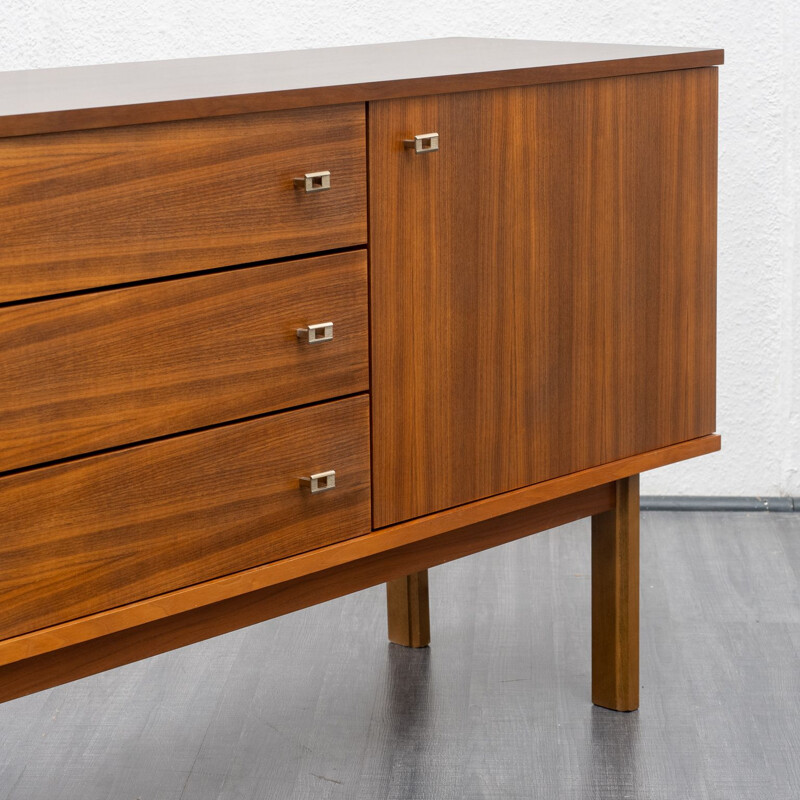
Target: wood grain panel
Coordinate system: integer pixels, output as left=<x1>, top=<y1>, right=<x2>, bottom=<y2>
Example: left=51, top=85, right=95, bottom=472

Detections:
left=369, top=68, right=718, bottom=527
left=0, top=104, right=366, bottom=302
left=0, top=39, right=723, bottom=138
left=0, top=433, right=718, bottom=669
left=0, top=395, right=371, bottom=641
left=0, top=484, right=612, bottom=703
left=0, top=250, right=368, bottom=472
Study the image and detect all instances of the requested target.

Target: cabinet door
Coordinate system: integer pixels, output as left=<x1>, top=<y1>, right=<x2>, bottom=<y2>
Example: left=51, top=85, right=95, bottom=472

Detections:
left=369, top=68, right=717, bottom=527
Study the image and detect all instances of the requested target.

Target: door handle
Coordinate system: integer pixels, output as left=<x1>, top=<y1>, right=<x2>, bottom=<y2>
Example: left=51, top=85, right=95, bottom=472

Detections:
left=297, top=322, right=334, bottom=343
left=300, top=470, right=336, bottom=494
left=294, top=170, right=331, bottom=192
left=403, top=133, right=439, bottom=153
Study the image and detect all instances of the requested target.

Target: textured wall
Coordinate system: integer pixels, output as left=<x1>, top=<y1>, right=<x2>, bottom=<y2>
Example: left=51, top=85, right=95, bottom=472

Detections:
left=1, top=0, right=798, bottom=496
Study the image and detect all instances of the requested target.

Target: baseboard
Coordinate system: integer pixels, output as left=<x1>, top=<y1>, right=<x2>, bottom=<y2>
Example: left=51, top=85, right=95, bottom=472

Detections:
left=641, top=496, right=799, bottom=512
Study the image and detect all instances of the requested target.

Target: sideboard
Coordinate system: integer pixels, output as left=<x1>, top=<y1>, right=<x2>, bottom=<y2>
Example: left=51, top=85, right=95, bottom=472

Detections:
left=0, top=38, right=723, bottom=710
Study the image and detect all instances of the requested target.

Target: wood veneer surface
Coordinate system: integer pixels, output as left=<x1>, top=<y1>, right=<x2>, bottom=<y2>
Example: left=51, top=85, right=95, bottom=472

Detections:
left=0, top=395, right=371, bottom=641
left=369, top=68, right=718, bottom=526
left=0, top=250, right=368, bottom=472
left=0, top=104, right=366, bottom=301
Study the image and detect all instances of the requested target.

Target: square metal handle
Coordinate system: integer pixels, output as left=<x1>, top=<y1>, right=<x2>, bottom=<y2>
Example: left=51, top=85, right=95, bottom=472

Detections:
left=294, top=170, right=331, bottom=192
left=300, top=470, right=336, bottom=494
left=297, top=322, right=334, bottom=343
left=403, top=133, right=439, bottom=153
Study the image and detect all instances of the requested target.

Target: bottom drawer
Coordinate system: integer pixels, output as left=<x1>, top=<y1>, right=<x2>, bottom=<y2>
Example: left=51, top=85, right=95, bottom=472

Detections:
left=0, top=395, right=371, bottom=641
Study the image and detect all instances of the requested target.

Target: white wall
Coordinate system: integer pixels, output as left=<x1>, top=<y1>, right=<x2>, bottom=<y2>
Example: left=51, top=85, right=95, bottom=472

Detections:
left=1, top=0, right=798, bottom=497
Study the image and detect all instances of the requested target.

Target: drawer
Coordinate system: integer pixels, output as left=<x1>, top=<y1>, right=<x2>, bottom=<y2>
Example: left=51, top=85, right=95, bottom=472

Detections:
left=0, top=104, right=366, bottom=302
left=0, top=395, right=371, bottom=641
left=0, top=249, right=368, bottom=472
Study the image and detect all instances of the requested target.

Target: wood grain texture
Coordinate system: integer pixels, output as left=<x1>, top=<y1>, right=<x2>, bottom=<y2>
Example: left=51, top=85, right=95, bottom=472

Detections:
left=592, top=475, right=640, bottom=711
left=369, top=68, right=718, bottom=527
left=0, top=433, right=718, bottom=669
left=0, top=395, right=371, bottom=641
left=0, top=484, right=612, bottom=703
left=0, top=39, right=723, bottom=138
left=0, top=105, right=366, bottom=302
left=0, top=250, right=368, bottom=472
left=387, top=571, right=430, bottom=648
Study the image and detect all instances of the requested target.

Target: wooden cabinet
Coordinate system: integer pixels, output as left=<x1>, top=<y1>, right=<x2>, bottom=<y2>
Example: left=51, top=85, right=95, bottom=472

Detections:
left=0, top=38, right=723, bottom=710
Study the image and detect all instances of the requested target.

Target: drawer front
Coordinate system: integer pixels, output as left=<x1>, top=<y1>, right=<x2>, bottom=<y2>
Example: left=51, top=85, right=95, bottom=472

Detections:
left=0, top=250, right=368, bottom=472
left=0, top=395, right=370, bottom=641
left=0, top=104, right=366, bottom=302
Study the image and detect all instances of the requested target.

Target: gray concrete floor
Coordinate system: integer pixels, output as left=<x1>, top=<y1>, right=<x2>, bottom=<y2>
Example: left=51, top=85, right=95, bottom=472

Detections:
left=1, top=510, right=799, bottom=800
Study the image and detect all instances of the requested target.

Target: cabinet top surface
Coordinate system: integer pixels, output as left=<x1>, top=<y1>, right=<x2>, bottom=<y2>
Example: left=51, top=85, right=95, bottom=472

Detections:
left=0, top=37, right=723, bottom=138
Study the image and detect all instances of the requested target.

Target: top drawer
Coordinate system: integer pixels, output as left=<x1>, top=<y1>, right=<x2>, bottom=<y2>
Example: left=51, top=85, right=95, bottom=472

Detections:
left=0, top=104, right=366, bottom=303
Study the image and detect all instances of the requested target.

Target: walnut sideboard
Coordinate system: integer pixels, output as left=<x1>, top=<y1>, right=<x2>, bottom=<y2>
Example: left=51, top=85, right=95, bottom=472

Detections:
left=0, top=38, right=723, bottom=710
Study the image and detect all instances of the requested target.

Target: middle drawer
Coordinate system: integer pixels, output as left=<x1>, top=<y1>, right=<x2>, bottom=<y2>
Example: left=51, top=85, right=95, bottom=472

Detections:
left=0, top=249, right=368, bottom=472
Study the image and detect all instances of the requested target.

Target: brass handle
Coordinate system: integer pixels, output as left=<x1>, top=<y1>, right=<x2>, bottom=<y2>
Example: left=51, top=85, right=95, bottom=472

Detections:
left=294, top=170, right=331, bottom=192
left=300, top=470, right=336, bottom=494
left=297, top=322, right=333, bottom=343
left=403, top=133, right=439, bottom=153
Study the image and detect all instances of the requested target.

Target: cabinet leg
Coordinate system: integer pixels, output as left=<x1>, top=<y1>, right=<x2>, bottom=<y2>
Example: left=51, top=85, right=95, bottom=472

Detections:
left=387, top=570, right=430, bottom=648
left=592, top=474, right=640, bottom=711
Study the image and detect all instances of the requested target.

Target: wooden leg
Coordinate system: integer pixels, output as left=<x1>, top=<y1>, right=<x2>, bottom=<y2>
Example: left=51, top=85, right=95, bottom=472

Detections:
left=387, top=570, right=430, bottom=648
left=591, top=474, right=640, bottom=711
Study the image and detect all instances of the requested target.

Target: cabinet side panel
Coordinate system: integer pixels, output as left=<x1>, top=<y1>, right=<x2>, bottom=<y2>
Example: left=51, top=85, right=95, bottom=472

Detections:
left=369, top=70, right=717, bottom=527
